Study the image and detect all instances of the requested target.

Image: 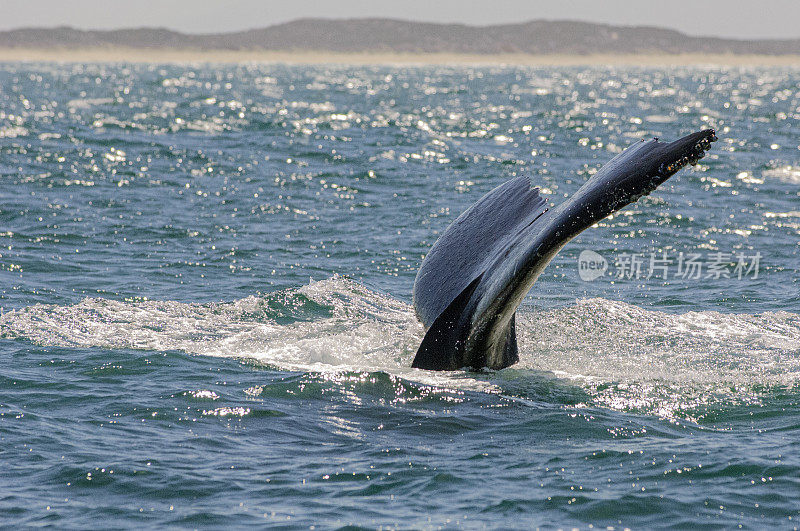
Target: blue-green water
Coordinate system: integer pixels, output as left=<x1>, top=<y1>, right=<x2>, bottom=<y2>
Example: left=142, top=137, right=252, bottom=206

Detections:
left=1, top=62, right=799, bottom=528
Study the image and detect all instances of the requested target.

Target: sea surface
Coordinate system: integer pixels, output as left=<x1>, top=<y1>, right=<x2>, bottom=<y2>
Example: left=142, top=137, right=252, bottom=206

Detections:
left=1, top=62, right=799, bottom=528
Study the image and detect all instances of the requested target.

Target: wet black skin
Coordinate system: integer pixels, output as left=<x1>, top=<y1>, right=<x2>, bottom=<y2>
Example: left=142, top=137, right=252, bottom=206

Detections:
left=412, top=129, right=717, bottom=371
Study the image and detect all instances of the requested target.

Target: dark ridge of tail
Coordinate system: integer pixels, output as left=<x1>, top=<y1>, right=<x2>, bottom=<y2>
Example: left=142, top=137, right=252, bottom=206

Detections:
left=412, top=276, right=479, bottom=370
left=412, top=276, right=518, bottom=371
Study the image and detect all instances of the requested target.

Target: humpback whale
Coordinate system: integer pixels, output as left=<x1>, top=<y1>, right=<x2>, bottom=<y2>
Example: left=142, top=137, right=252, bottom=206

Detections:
left=412, top=129, right=717, bottom=371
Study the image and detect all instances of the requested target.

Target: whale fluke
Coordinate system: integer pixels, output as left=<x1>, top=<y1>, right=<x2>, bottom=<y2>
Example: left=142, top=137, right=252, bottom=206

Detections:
left=412, top=129, right=717, bottom=371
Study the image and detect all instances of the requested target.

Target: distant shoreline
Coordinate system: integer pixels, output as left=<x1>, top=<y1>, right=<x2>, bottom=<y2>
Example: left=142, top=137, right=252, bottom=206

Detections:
left=2, top=47, right=800, bottom=66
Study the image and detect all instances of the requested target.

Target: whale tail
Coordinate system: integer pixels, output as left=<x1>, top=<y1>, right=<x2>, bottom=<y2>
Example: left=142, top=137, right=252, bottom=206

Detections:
left=412, top=279, right=518, bottom=371
left=411, top=175, right=547, bottom=371
left=412, top=129, right=717, bottom=371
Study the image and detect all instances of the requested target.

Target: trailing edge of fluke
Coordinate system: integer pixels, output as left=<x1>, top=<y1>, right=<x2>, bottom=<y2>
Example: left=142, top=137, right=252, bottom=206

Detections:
left=411, top=129, right=717, bottom=371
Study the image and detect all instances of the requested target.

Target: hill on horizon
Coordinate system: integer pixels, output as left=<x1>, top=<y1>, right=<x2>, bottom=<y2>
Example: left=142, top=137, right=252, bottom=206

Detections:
left=1, top=18, right=799, bottom=55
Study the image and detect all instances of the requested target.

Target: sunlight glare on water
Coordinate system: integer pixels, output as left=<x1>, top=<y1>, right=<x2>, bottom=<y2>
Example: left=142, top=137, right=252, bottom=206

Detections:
left=1, top=62, right=800, bottom=527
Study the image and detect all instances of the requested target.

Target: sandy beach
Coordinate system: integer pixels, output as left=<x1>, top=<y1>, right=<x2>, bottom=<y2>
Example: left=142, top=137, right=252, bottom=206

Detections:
left=1, top=47, right=800, bottom=66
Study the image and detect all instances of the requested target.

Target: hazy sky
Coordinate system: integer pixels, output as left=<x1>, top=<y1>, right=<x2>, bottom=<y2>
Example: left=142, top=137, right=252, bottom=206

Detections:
left=2, top=0, right=799, bottom=40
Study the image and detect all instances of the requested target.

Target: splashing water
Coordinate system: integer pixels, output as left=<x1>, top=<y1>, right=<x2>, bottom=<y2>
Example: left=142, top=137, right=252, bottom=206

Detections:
left=4, top=277, right=799, bottom=420
left=3, top=62, right=800, bottom=528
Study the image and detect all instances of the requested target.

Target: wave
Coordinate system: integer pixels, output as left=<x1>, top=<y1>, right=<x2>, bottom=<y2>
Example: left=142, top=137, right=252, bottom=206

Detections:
left=2, top=277, right=799, bottom=420
left=762, top=165, right=800, bottom=184
left=515, top=299, right=800, bottom=420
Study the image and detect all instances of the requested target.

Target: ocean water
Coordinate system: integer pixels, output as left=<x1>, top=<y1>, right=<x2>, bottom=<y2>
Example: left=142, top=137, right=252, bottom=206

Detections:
left=1, top=62, right=799, bottom=528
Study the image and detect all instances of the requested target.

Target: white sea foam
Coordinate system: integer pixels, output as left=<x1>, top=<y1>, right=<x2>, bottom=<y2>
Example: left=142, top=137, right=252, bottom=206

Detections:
left=516, top=299, right=800, bottom=419
left=762, top=165, right=800, bottom=184
left=0, top=278, right=488, bottom=392
left=2, top=277, right=799, bottom=417
left=517, top=298, right=800, bottom=384
left=66, top=97, right=114, bottom=109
